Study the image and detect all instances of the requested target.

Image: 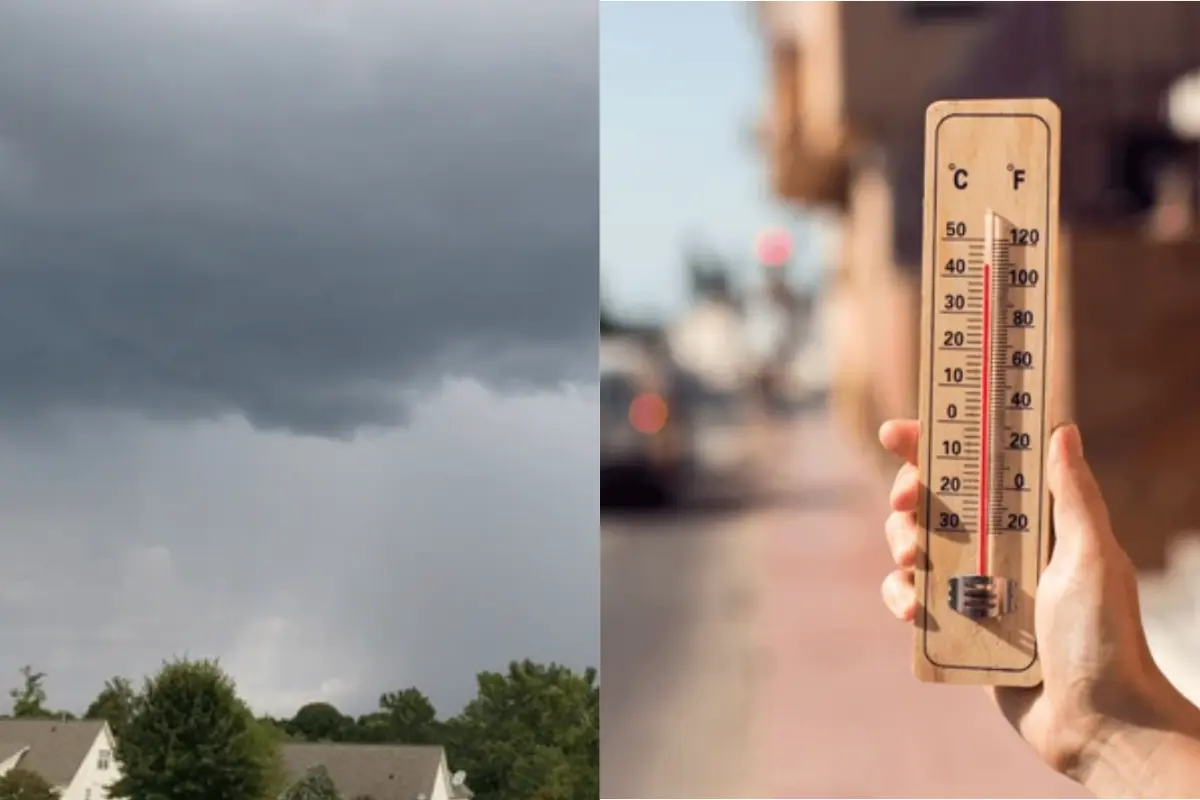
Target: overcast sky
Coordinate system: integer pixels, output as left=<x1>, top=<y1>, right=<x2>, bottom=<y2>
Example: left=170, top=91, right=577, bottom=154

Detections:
left=0, top=0, right=598, bottom=717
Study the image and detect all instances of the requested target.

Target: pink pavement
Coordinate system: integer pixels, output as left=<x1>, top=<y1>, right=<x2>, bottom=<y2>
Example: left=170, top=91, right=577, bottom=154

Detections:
left=750, top=416, right=1087, bottom=798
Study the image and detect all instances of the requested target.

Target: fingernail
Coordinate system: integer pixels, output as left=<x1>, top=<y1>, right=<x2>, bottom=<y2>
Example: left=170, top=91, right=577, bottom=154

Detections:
left=882, top=581, right=897, bottom=607
left=1059, top=423, right=1083, bottom=458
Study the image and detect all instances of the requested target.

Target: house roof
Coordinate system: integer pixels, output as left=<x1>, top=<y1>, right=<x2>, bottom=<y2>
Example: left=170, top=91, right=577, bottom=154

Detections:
left=0, top=740, right=27, bottom=764
left=0, top=719, right=106, bottom=786
left=280, top=742, right=446, bottom=800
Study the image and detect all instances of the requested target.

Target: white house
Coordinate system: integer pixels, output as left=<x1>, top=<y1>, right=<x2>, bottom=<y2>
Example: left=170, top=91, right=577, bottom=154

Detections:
left=0, top=719, right=120, bottom=800
left=280, top=742, right=473, bottom=800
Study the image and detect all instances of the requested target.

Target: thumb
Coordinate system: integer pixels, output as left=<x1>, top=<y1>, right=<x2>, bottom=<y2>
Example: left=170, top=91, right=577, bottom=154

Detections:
left=1045, top=423, right=1111, bottom=552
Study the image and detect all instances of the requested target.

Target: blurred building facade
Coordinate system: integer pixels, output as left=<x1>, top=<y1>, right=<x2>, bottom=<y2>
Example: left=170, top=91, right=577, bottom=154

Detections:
left=756, top=1, right=1200, bottom=571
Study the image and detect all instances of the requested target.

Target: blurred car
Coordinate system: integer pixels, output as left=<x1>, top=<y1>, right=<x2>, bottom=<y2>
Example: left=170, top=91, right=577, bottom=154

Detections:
left=601, top=336, right=693, bottom=507
left=671, top=369, right=757, bottom=482
left=602, top=335, right=757, bottom=508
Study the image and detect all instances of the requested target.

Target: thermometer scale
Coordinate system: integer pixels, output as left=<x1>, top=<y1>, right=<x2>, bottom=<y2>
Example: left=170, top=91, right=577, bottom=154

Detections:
left=914, top=99, right=1060, bottom=686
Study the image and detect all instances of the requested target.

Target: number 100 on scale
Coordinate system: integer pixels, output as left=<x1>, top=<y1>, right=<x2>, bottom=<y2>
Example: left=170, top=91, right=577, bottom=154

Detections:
left=933, top=211, right=1045, bottom=553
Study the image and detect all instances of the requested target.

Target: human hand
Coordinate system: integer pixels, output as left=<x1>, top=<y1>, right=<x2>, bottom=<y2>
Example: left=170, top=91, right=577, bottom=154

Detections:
left=878, top=419, right=1179, bottom=780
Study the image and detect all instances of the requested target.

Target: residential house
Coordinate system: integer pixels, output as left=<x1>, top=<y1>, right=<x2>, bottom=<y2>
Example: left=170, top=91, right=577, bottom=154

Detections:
left=0, top=719, right=119, bottom=800
left=756, top=0, right=1200, bottom=571
left=281, top=742, right=473, bottom=800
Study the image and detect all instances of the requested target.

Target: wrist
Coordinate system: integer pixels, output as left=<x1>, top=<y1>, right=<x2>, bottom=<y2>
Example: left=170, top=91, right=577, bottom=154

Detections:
left=1070, top=674, right=1200, bottom=798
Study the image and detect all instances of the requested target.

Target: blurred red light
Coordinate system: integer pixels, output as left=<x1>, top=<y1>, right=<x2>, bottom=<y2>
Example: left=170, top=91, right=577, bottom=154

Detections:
left=629, top=393, right=668, bottom=435
left=757, top=228, right=792, bottom=267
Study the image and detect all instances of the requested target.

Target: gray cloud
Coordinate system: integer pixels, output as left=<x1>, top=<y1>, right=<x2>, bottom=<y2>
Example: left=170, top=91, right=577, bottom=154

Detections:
left=0, top=0, right=598, bottom=435
left=0, top=380, right=599, bottom=716
left=0, top=0, right=600, bottom=717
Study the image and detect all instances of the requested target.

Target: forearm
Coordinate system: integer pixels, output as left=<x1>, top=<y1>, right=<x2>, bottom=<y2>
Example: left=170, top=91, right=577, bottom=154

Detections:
left=1074, top=684, right=1200, bottom=799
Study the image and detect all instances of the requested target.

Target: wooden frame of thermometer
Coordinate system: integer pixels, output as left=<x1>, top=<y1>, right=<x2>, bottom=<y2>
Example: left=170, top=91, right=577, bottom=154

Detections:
left=914, top=98, right=1061, bottom=686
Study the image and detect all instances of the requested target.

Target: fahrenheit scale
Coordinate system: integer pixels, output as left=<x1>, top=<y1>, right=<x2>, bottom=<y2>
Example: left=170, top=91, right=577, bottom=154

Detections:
left=914, top=98, right=1060, bottom=686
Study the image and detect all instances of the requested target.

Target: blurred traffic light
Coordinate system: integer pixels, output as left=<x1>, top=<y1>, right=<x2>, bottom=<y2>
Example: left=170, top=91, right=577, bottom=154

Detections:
left=756, top=227, right=793, bottom=269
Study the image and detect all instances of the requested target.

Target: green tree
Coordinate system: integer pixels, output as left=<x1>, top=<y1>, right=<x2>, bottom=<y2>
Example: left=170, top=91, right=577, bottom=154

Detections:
left=508, top=746, right=576, bottom=800
left=377, top=688, right=439, bottom=744
left=9, top=666, right=48, bottom=719
left=84, top=676, right=139, bottom=737
left=684, top=247, right=733, bottom=304
left=256, top=715, right=295, bottom=743
left=600, top=275, right=620, bottom=335
left=349, top=689, right=439, bottom=744
left=286, top=702, right=350, bottom=742
left=444, top=661, right=599, bottom=800
left=281, top=765, right=341, bottom=800
left=110, top=658, right=280, bottom=800
left=0, top=768, right=58, bottom=799
left=599, top=305, right=618, bottom=335
left=249, top=716, right=288, bottom=799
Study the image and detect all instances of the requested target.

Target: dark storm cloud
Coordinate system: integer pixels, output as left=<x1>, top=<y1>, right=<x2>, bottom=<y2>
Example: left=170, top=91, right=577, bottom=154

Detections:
left=0, top=0, right=598, bottom=435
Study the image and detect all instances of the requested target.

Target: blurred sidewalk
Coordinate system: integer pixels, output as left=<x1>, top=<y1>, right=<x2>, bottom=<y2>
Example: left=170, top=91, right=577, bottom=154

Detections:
left=750, top=415, right=1086, bottom=798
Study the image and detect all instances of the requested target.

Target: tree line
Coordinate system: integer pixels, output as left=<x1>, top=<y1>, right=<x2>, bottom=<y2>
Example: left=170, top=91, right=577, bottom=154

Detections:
left=0, top=658, right=599, bottom=800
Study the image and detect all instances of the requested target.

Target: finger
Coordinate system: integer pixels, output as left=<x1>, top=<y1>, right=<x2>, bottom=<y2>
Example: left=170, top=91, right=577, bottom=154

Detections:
left=879, top=419, right=920, bottom=465
left=1045, top=424, right=1113, bottom=552
left=881, top=569, right=917, bottom=621
left=987, top=685, right=1043, bottom=747
left=885, top=510, right=919, bottom=568
left=890, top=462, right=921, bottom=513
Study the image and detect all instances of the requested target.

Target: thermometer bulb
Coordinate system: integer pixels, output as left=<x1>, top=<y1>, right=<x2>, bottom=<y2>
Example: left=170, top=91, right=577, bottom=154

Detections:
left=949, top=574, right=1016, bottom=620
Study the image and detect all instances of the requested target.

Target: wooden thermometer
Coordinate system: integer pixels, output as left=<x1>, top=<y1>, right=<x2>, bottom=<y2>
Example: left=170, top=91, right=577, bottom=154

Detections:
left=914, top=98, right=1061, bottom=686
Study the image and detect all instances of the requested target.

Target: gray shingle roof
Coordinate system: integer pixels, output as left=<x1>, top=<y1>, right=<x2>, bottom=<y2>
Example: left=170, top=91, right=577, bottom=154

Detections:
left=280, top=742, right=445, bottom=800
left=0, top=719, right=106, bottom=786
left=0, top=740, right=27, bottom=764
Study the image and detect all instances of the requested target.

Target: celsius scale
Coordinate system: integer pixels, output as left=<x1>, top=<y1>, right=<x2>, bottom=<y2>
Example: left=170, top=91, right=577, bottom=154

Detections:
left=914, top=98, right=1061, bottom=687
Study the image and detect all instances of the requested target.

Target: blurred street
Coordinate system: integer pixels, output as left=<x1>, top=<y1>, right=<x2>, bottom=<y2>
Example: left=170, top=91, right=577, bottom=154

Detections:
left=601, top=410, right=1086, bottom=799
left=600, top=480, right=764, bottom=798
left=604, top=506, right=753, bottom=800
